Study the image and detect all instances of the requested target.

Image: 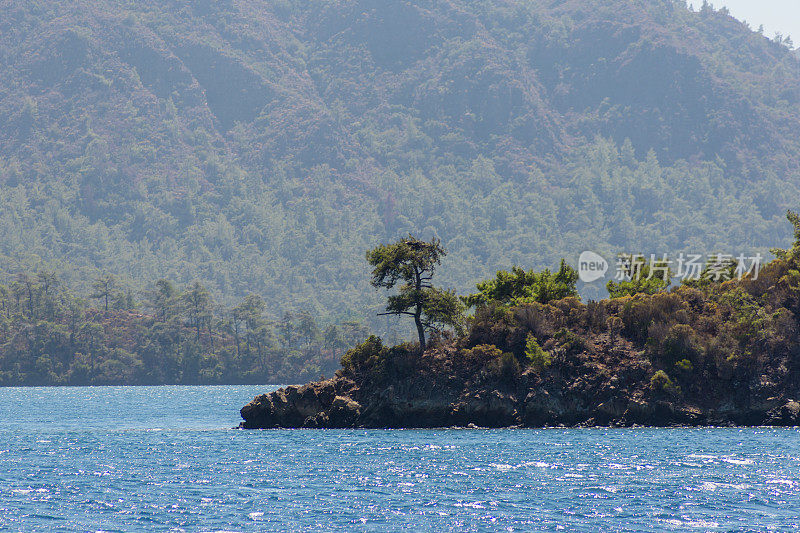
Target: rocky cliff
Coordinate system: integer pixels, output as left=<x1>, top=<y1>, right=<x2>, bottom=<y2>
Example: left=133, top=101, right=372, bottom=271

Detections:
left=240, top=337, right=800, bottom=429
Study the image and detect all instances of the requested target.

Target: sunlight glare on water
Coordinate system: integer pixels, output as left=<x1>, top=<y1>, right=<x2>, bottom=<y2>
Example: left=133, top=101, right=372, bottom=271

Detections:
left=1, top=386, right=799, bottom=531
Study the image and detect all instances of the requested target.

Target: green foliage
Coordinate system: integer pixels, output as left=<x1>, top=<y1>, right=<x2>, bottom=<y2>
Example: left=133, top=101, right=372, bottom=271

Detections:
left=606, top=316, right=624, bottom=339
left=489, top=351, right=522, bottom=382
left=650, top=370, right=682, bottom=396
left=0, top=271, right=367, bottom=386
left=654, top=324, right=704, bottom=366
left=607, top=256, right=672, bottom=298
left=0, top=0, right=798, bottom=332
left=620, top=293, right=685, bottom=343
left=367, top=236, right=445, bottom=290
left=771, top=210, right=800, bottom=261
left=461, top=215, right=800, bottom=397
left=715, top=286, right=770, bottom=343
left=147, top=280, right=179, bottom=322
left=420, top=288, right=467, bottom=337
left=182, top=281, right=212, bottom=341
left=465, top=260, right=579, bottom=308
left=340, top=335, right=387, bottom=374
left=461, top=344, right=504, bottom=364
left=368, top=236, right=464, bottom=348
left=554, top=327, right=588, bottom=355
left=525, top=333, right=551, bottom=371
left=0, top=2, right=799, bottom=394
left=681, top=256, right=739, bottom=289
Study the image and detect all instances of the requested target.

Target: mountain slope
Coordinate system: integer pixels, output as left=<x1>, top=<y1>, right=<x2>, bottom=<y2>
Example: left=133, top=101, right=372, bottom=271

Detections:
left=1, top=0, right=799, bottom=324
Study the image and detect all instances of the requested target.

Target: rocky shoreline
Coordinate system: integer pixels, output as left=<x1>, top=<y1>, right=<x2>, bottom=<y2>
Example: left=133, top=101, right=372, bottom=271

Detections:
left=240, top=337, right=800, bottom=429
left=240, top=381, right=800, bottom=429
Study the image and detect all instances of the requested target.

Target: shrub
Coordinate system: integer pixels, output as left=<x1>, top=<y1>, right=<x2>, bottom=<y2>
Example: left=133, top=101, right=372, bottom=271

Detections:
left=464, top=261, right=579, bottom=308
left=586, top=300, right=609, bottom=331
left=554, top=327, right=587, bottom=355
left=490, top=351, right=521, bottom=382
left=492, top=304, right=516, bottom=323
left=718, top=287, right=769, bottom=342
left=340, top=335, right=387, bottom=373
left=650, top=370, right=681, bottom=396
left=707, top=334, right=739, bottom=380
left=673, top=286, right=706, bottom=312
left=462, top=344, right=503, bottom=365
left=606, top=316, right=624, bottom=340
left=513, top=302, right=557, bottom=338
left=646, top=321, right=670, bottom=347
left=661, top=324, right=703, bottom=366
left=525, top=333, right=551, bottom=371
left=606, top=256, right=672, bottom=298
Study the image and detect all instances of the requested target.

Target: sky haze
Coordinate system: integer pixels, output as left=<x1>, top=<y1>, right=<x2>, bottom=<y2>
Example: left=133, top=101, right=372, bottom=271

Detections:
left=715, top=0, right=800, bottom=44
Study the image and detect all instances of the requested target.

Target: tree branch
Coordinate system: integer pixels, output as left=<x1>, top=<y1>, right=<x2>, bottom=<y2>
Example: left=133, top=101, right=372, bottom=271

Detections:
left=377, top=311, right=416, bottom=317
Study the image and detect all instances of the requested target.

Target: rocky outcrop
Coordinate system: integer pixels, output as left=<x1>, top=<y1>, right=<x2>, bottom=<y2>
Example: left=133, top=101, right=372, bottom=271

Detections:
left=241, top=271, right=800, bottom=429
left=241, top=376, right=800, bottom=429
left=240, top=341, right=800, bottom=429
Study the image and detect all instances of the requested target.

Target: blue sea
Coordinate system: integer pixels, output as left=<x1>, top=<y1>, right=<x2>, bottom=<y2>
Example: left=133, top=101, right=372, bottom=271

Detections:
left=1, top=386, right=799, bottom=532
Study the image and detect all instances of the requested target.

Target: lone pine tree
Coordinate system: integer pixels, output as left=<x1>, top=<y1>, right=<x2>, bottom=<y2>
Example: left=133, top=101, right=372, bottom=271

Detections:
left=366, top=236, right=463, bottom=350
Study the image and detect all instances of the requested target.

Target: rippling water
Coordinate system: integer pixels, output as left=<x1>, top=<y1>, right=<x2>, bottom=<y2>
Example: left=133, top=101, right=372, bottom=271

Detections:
left=1, top=386, right=799, bottom=531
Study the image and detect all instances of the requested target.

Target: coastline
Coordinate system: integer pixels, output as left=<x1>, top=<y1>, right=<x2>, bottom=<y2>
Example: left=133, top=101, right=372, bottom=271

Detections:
left=239, top=372, right=800, bottom=430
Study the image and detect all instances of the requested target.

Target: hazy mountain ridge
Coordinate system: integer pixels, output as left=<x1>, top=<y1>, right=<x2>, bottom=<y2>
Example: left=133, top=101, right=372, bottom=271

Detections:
left=1, top=0, right=799, bottom=324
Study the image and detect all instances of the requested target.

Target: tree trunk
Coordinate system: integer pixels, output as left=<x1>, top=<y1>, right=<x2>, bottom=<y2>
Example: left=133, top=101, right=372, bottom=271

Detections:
left=233, top=321, right=241, bottom=360
left=414, top=267, right=426, bottom=350
left=257, top=339, right=265, bottom=374
left=415, top=304, right=426, bottom=350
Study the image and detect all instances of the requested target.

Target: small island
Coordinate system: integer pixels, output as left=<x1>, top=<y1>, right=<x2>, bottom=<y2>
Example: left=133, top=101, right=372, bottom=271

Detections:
left=240, top=212, right=800, bottom=429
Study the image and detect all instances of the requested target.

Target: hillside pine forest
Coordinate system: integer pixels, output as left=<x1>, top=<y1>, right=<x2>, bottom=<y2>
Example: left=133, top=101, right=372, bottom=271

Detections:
left=1, top=0, right=800, bottom=384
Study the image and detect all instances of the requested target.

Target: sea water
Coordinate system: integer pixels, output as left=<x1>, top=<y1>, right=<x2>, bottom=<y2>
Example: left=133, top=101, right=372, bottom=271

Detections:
left=1, top=386, right=799, bottom=531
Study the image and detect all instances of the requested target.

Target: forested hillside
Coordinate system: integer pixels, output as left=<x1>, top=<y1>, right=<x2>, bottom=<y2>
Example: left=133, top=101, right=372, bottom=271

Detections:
left=1, top=0, right=799, bottom=328
left=0, top=273, right=369, bottom=385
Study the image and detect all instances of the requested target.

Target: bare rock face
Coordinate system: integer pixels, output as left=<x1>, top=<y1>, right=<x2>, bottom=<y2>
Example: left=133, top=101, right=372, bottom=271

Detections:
left=240, top=334, right=800, bottom=430
left=765, top=400, right=800, bottom=426
left=328, top=396, right=362, bottom=426
left=240, top=373, right=800, bottom=428
left=239, top=379, right=355, bottom=429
